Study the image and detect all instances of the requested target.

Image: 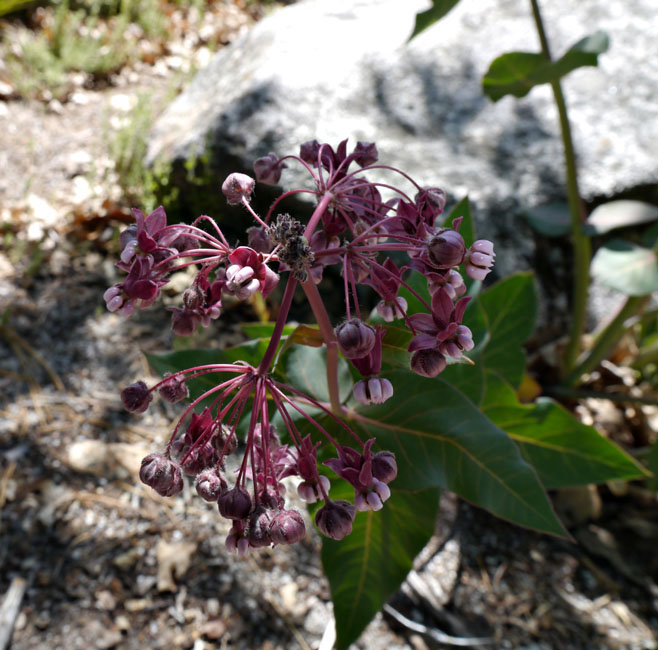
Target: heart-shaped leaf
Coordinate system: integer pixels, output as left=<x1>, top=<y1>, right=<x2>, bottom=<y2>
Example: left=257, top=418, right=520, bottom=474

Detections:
left=591, top=239, right=658, bottom=296
left=483, top=31, right=609, bottom=102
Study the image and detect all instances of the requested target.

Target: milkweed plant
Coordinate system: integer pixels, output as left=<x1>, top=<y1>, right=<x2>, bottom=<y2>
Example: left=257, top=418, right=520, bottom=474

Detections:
left=105, top=138, right=644, bottom=649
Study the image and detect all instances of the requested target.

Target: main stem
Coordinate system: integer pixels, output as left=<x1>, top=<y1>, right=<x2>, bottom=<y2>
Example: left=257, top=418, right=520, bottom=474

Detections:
left=530, top=0, right=591, bottom=374
left=302, top=278, right=342, bottom=414
left=258, top=190, right=342, bottom=418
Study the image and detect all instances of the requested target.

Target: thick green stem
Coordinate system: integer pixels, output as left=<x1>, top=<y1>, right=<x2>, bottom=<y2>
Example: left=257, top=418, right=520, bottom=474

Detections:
left=302, top=278, right=342, bottom=414
left=563, top=295, right=649, bottom=386
left=530, top=0, right=590, bottom=373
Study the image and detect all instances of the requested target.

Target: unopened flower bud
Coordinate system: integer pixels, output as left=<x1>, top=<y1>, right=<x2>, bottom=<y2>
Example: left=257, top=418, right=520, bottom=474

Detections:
left=353, top=377, right=394, bottom=405
left=353, top=141, right=378, bottom=167
left=299, top=139, right=321, bottom=165
left=410, top=349, right=447, bottom=378
left=315, top=500, right=356, bottom=540
left=139, top=453, right=183, bottom=497
left=213, top=425, right=238, bottom=456
left=415, top=187, right=447, bottom=224
left=221, top=173, right=255, bottom=206
left=158, top=373, right=189, bottom=403
left=218, top=485, right=253, bottom=520
left=195, top=469, right=226, bottom=502
left=247, top=507, right=274, bottom=548
left=465, top=240, right=495, bottom=281
left=335, top=319, right=376, bottom=359
left=181, top=444, right=215, bottom=476
left=372, top=451, right=397, bottom=484
left=427, top=229, right=466, bottom=268
left=182, top=284, right=204, bottom=310
left=121, top=380, right=152, bottom=413
left=269, top=510, right=306, bottom=545
left=253, top=153, right=287, bottom=185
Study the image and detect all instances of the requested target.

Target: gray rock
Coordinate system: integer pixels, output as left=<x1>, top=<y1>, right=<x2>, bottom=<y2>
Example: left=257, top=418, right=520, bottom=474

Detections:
left=147, top=0, right=658, bottom=335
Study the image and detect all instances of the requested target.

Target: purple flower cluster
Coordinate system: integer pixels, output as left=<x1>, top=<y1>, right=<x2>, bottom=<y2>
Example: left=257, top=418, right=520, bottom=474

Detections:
left=108, top=139, right=494, bottom=552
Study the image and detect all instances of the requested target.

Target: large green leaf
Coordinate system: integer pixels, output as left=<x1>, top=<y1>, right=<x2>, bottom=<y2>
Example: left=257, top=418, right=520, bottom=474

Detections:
left=331, top=370, right=566, bottom=537
left=591, top=239, right=658, bottom=296
left=483, top=31, right=609, bottom=102
left=444, top=272, right=536, bottom=394
left=481, top=373, right=646, bottom=488
left=408, top=0, right=461, bottom=41
left=322, top=483, right=440, bottom=650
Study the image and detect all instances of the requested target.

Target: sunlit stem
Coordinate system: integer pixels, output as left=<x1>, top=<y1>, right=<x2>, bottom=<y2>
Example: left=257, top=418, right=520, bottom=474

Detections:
left=530, top=0, right=591, bottom=374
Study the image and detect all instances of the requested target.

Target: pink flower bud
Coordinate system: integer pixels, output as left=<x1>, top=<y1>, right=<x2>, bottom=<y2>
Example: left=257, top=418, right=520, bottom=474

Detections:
left=158, top=374, right=189, bottom=403
left=121, top=380, right=152, bottom=413
left=299, top=139, right=321, bottom=165
left=353, top=141, right=378, bottom=167
left=335, top=319, right=376, bottom=359
left=247, top=507, right=274, bottom=548
left=410, top=349, right=447, bottom=378
left=139, top=453, right=183, bottom=497
left=195, top=469, right=226, bottom=502
left=372, top=451, right=397, bottom=484
left=253, top=153, right=287, bottom=185
left=269, top=510, right=306, bottom=545
left=315, top=500, right=356, bottom=541
left=415, top=187, right=447, bottom=223
left=221, top=173, right=255, bottom=206
left=427, top=229, right=466, bottom=269
left=218, top=485, right=253, bottom=520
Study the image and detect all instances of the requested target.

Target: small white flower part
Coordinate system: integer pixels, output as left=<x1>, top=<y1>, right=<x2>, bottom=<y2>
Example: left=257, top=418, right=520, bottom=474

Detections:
left=353, top=377, right=394, bottom=405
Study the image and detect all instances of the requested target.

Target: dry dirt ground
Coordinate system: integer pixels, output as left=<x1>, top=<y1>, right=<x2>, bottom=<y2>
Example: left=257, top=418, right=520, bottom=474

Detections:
left=1, top=2, right=658, bottom=649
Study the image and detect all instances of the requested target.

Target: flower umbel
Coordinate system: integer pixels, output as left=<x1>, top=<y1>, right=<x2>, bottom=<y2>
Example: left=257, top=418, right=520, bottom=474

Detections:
left=106, top=138, right=494, bottom=552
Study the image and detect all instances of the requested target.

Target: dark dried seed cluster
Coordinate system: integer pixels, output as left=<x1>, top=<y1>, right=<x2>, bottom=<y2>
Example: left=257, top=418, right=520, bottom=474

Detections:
left=270, top=214, right=315, bottom=281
